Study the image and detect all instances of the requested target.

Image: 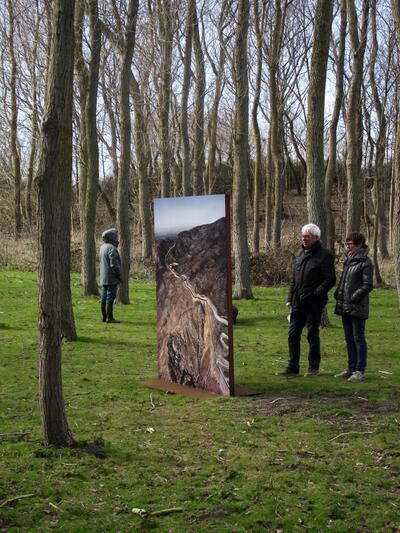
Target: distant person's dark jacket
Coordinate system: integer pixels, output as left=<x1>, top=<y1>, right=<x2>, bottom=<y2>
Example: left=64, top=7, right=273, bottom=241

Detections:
left=99, top=229, right=121, bottom=286
left=334, top=246, right=373, bottom=320
left=288, top=241, right=336, bottom=307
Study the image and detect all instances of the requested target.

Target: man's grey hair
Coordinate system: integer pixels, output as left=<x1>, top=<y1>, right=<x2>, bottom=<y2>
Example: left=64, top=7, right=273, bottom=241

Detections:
left=301, top=223, right=321, bottom=238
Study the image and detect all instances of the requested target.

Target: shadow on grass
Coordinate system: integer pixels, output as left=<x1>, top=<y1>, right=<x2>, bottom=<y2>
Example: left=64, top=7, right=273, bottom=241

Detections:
left=0, top=323, right=17, bottom=330
left=76, top=335, right=154, bottom=348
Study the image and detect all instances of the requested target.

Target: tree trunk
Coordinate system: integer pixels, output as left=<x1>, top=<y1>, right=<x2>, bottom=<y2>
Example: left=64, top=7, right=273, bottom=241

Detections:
left=116, top=0, right=139, bottom=304
left=251, top=0, right=264, bottom=256
left=157, top=0, right=173, bottom=197
left=206, top=0, right=229, bottom=194
left=130, top=73, right=153, bottom=259
left=35, top=0, right=76, bottom=446
left=74, top=0, right=88, bottom=234
left=325, top=0, right=346, bottom=252
left=306, top=0, right=333, bottom=242
left=7, top=0, right=23, bottom=238
left=264, top=132, right=273, bottom=247
left=180, top=0, right=193, bottom=196
left=192, top=0, right=205, bottom=195
left=345, top=0, right=369, bottom=233
left=391, top=0, right=400, bottom=306
left=81, top=0, right=101, bottom=296
left=270, top=0, right=283, bottom=249
left=232, top=0, right=253, bottom=299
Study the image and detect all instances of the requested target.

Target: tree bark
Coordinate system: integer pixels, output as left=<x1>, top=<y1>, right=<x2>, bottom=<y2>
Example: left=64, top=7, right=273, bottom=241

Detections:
left=157, top=0, right=173, bottom=197
left=81, top=0, right=101, bottom=296
left=232, top=0, right=253, bottom=299
left=270, top=0, right=283, bottom=249
left=116, top=0, right=139, bottom=304
left=7, top=0, right=22, bottom=238
left=345, top=0, right=370, bottom=233
left=306, top=0, right=334, bottom=242
left=325, top=0, right=346, bottom=252
left=180, top=0, right=193, bottom=196
left=35, top=0, right=76, bottom=446
left=391, top=0, right=400, bottom=306
left=192, top=0, right=205, bottom=195
left=251, top=0, right=264, bottom=256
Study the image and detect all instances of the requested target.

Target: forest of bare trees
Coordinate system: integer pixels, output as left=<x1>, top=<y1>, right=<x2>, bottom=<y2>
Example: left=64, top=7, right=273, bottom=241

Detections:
left=1, top=0, right=400, bottom=304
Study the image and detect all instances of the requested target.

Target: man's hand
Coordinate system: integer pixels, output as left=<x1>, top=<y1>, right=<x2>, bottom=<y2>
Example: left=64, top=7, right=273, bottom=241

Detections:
left=286, top=302, right=292, bottom=309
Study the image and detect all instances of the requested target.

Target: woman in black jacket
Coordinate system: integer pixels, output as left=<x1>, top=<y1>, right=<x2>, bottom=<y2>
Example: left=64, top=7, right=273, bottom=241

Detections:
left=334, top=232, right=374, bottom=382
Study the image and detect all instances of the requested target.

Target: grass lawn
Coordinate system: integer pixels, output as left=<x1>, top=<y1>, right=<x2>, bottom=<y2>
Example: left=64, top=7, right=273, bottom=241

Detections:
left=1, top=270, right=400, bottom=532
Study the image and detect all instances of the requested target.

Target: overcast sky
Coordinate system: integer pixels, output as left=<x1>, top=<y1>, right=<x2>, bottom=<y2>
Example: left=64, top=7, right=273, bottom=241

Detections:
left=154, top=194, right=226, bottom=235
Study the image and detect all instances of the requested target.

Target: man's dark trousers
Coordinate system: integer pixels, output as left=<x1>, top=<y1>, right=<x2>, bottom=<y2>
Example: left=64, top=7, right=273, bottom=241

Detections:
left=287, top=300, right=324, bottom=373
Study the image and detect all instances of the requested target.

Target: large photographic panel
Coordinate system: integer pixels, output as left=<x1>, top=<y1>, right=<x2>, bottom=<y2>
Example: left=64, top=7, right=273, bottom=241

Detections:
left=154, top=194, right=233, bottom=396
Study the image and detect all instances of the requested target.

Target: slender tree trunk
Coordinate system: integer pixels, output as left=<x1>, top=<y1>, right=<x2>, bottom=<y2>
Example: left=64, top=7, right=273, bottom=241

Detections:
left=206, top=0, right=228, bottom=194
left=157, top=0, right=173, bottom=197
left=130, top=73, right=152, bottom=258
left=192, top=0, right=205, bottom=195
left=181, top=0, right=193, bottom=196
left=232, top=0, right=253, bottom=299
left=7, top=0, right=22, bottom=238
left=345, top=0, right=370, bottom=233
left=391, top=0, right=400, bottom=305
left=116, top=0, right=139, bottom=304
left=325, top=0, right=346, bottom=252
left=270, top=0, right=283, bottom=249
left=35, top=0, right=76, bottom=446
left=74, top=0, right=88, bottom=233
left=251, top=0, right=264, bottom=256
left=82, top=0, right=101, bottom=296
left=306, top=0, right=333, bottom=242
left=264, top=132, right=273, bottom=247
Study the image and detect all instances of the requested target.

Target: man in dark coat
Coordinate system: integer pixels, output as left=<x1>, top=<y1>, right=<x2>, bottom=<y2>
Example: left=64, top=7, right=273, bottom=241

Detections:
left=99, top=228, right=122, bottom=323
left=334, top=232, right=374, bottom=382
left=278, top=224, right=336, bottom=377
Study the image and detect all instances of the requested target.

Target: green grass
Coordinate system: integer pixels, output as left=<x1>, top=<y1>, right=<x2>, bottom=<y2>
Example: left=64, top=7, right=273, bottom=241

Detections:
left=1, top=270, right=400, bottom=532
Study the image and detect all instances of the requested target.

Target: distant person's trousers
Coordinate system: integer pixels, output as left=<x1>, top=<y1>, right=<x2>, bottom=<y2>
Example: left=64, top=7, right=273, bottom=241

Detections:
left=287, top=300, right=324, bottom=372
left=341, top=315, right=367, bottom=373
left=101, top=284, right=117, bottom=305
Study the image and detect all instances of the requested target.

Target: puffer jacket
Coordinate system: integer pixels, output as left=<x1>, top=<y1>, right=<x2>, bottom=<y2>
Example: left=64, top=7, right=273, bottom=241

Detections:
left=334, top=246, right=373, bottom=319
left=288, top=240, right=336, bottom=306
left=99, top=228, right=121, bottom=285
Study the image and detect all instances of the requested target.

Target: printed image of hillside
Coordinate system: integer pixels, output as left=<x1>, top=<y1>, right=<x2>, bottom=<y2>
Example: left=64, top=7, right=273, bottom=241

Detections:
left=156, top=216, right=231, bottom=395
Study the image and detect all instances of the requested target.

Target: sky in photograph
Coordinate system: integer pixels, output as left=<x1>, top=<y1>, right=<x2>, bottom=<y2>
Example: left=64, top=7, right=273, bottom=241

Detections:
left=154, top=194, right=226, bottom=236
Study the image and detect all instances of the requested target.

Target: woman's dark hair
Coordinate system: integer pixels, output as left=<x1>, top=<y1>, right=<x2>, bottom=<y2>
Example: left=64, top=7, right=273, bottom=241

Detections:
left=346, top=231, right=366, bottom=246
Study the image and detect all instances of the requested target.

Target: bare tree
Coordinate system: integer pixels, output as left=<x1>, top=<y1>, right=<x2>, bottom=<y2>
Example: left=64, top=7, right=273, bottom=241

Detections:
left=251, top=0, right=265, bottom=256
left=192, top=0, right=205, bottom=195
left=391, top=0, right=400, bottom=305
left=180, top=0, right=194, bottom=196
left=306, top=0, right=334, bottom=241
left=81, top=0, right=101, bottom=295
left=157, top=0, right=174, bottom=197
left=116, top=0, right=139, bottom=304
left=7, top=0, right=22, bottom=238
left=325, top=0, right=346, bottom=252
left=35, top=0, right=75, bottom=446
left=232, top=0, right=253, bottom=299
left=345, top=0, right=370, bottom=233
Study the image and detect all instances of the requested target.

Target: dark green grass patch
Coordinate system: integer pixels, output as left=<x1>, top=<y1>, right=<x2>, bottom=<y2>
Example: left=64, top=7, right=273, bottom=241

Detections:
left=1, top=271, right=400, bottom=531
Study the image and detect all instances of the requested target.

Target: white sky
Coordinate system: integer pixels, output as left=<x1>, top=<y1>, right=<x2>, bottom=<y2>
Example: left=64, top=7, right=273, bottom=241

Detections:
left=154, top=194, right=226, bottom=233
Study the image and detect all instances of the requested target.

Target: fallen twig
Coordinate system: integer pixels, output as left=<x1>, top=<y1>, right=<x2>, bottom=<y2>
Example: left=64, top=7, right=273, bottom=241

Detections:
left=378, top=370, right=393, bottom=375
left=150, top=393, right=155, bottom=409
left=0, top=494, right=35, bottom=508
left=49, top=502, right=64, bottom=513
left=270, top=397, right=296, bottom=404
left=132, top=506, right=184, bottom=517
left=329, top=431, right=373, bottom=442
